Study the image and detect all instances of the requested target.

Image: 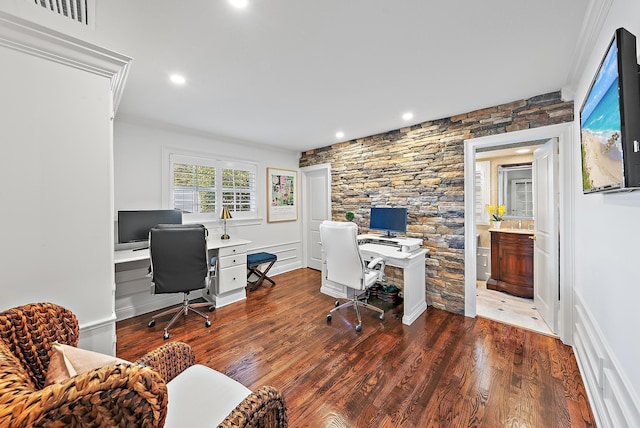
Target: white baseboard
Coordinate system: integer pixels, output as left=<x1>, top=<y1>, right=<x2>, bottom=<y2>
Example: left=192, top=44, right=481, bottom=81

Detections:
left=402, top=300, right=428, bottom=326
left=573, top=292, right=640, bottom=427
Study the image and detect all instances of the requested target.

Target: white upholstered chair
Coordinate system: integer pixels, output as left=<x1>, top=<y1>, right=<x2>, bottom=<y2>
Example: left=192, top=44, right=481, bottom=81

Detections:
left=319, top=220, right=386, bottom=332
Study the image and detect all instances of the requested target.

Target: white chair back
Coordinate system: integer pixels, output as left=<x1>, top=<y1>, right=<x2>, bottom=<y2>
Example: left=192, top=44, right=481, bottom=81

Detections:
left=319, top=221, right=366, bottom=290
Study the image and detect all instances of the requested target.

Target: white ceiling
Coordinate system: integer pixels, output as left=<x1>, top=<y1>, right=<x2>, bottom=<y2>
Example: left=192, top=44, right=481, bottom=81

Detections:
left=91, top=0, right=589, bottom=152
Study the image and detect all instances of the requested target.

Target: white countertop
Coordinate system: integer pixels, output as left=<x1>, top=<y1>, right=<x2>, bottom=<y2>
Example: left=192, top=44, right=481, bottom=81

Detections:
left=115, top=237, right=251, bottom=264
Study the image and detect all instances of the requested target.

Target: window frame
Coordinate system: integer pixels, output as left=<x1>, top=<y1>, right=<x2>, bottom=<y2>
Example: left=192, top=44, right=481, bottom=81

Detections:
left=165, top=151, right=259, bottom=222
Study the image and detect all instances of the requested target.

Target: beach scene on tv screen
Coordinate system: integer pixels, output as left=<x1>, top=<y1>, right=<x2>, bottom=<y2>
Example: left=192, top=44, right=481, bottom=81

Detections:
left=580, top=38, right=624, bottom=190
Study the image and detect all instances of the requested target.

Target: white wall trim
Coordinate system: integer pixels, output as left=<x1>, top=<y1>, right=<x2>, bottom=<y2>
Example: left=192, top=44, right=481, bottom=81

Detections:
left=79, top=314, right=117, bottom=332
left=564, top=0, right=614, bottom=90
left=463, top=123, right=574, bottom=344
left=574, top=291, right=640, bottom=428
left=0, top=10, right=131, bottom=112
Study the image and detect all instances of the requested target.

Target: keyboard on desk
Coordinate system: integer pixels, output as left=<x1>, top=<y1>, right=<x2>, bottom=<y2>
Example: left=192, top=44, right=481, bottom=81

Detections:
left=359, top=243, right=411, bottom=259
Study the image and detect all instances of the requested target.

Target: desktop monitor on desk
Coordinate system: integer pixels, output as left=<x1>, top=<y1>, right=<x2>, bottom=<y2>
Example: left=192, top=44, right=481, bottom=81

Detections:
left=369, top=207, right=407, bottom=237
left=117, top=210, right=182, bottom=243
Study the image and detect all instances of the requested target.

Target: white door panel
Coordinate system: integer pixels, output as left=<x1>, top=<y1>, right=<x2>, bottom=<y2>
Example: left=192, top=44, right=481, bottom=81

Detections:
left=302, top=165, right=331, bottom=270
left=533, top=138, right=559, bottom=333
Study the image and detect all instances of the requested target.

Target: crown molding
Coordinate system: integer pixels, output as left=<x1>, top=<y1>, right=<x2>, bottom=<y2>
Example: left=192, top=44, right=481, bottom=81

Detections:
left=564, top=0, right=613, bottom=93
left=0, top=10, right=132, bottom=112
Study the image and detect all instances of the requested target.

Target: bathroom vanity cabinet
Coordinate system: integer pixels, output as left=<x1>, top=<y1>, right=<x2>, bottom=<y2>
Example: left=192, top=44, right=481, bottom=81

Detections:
left=487, top=229, right=534, bottom=298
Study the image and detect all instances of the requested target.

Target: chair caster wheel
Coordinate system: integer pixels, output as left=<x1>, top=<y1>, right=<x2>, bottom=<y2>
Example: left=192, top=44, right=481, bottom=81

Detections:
left=356, top=325, right=362, bottom=332
left=205, top=320, right=212, bottom=328
left=326, top=314, right=332, bottom=322
left=163, top=332, right=170, bottom=340
left=334, top=301, right=340, bottom=307
left=208, top=305, right=215, bottom=312
left=148, top=320, right=155, bottom=328
left=379, top=313, right=385, bottom=321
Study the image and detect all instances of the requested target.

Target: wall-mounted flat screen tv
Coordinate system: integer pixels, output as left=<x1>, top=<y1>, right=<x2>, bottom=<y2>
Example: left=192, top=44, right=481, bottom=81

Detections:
left=580, top=27, right=640, bottom=193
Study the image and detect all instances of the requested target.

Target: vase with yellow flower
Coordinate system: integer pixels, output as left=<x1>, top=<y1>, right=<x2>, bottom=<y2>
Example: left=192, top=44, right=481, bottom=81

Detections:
left=486, top=204, right=506, bottom=229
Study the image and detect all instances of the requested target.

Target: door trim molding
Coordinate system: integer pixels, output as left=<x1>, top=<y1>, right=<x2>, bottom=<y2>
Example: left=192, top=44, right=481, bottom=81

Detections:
left=300, top=163, right=332, bottom=269
left=463, top=122, right=574, bottom=344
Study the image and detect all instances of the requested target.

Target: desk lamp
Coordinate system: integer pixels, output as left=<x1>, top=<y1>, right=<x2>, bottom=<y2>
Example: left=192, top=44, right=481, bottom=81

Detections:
left=220, top=207, right=232, bottom=240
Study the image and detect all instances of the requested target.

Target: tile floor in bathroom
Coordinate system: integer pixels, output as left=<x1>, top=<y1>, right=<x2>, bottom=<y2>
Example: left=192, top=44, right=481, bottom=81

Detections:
left=475, top=280, right=554, bottom=336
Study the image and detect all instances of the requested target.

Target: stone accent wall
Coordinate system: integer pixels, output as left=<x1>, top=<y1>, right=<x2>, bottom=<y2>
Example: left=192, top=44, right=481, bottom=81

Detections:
left=299, top=91, right=573, bottom=314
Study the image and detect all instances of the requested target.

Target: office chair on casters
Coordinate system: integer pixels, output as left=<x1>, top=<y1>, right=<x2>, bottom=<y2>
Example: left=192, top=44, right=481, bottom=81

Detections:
left=148, top=224, right=215, bottom=339
left=320, top=220, right=386, bottom=332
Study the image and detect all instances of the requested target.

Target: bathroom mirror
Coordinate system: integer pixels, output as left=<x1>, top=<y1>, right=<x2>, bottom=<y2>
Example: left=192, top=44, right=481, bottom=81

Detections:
left=498, top=163, right=533, bottom=219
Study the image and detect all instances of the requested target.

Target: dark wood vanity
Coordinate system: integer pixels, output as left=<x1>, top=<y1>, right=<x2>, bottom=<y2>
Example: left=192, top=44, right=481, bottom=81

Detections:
left=487, top=229, right=534, bottom=298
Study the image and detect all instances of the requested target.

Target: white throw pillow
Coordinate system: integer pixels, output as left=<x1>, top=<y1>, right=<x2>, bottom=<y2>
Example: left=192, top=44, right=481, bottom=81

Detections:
left=164, top=364, right=251, bottom=427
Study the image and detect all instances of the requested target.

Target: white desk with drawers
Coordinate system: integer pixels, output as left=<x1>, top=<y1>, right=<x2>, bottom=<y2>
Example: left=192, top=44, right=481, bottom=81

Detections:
left=320, top=234, right=428, bottom=326
left=114, top=237, right=250, bottom=320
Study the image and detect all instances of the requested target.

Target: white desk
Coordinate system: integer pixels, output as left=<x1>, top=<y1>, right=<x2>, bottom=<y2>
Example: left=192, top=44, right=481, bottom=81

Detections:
left=320, top=234, right=428, bottom=325
left=114, top=237, right=251, bottom=320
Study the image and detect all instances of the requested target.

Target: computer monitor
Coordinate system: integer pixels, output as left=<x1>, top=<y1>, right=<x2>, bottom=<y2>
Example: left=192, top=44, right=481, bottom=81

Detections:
left=117, top=210, right=182, bottom=243
left=369, top=207, right=407, bottom=237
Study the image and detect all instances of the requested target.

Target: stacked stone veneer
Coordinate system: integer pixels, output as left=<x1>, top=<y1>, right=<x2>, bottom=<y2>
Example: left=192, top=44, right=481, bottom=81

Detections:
left=299, top=91, right=573, bottom=314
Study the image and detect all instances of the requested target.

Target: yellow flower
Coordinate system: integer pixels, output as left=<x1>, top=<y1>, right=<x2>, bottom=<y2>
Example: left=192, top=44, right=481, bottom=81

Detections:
left=486, top=204, right=505, bottom=221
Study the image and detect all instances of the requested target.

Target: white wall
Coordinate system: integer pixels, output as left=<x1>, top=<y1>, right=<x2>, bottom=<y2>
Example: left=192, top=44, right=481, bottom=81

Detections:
left=572, top=0, right=640, bottom=425
left=0, top=42, right=115, bottom=354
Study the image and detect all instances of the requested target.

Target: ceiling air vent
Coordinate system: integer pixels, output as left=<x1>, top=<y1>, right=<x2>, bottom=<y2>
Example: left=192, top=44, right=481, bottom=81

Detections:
left=32, top=0, right=90, bottom=25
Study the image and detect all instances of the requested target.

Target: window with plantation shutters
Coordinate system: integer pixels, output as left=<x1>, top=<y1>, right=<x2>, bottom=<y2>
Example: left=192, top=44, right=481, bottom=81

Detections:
left=221, top=165, right=256, bottom=213
left=169, top=154, right=257, bottom=220
left=173, top=162, right=217, bottom=214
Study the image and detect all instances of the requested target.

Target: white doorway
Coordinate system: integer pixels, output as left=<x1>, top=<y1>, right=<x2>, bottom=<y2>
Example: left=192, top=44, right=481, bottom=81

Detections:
left=474, top=139, right=556, bottom=335
left=464, top=123, right=575, bottom=344
left=301, top=163, right=331, bottom=270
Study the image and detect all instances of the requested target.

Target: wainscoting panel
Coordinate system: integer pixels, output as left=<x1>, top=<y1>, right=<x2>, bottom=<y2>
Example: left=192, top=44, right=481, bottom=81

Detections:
left=573, top=292, right=640, bottom=427
left=246, top=240, right=302, bottom=277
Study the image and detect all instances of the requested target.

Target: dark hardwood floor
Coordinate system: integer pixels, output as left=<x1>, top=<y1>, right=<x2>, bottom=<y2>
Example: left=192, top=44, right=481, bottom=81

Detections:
left=116, top=268, right=595, bottom=427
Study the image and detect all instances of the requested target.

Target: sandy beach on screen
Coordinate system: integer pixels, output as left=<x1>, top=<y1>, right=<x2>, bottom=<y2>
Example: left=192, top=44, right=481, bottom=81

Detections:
left=581, top=130, right=622, bottom=188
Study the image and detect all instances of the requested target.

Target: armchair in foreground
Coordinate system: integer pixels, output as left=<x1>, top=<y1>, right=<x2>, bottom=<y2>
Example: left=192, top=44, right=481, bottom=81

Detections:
left=0, top=302, right=288, bottom=427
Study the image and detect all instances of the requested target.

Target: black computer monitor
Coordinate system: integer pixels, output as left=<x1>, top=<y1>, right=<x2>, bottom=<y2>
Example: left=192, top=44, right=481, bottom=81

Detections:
left=369, top=207, right=407, bottom=237
left=117, top=210, right=182, bottom=243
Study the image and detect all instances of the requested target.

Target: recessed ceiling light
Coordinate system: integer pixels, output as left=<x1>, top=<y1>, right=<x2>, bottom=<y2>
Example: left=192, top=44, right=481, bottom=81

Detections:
left=229, top=0, right=248, bottom=8
left=515, top=148, right=531, bottom=154
left=402, top=112, right=414, bottom=121
left=170, top=74, right=186, bottom=85
left=336, top=131, right=344, bottom=139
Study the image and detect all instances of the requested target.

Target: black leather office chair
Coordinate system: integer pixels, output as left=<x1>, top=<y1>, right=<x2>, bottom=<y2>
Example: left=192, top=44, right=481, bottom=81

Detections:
left=147, top=224, right=215, bottom=339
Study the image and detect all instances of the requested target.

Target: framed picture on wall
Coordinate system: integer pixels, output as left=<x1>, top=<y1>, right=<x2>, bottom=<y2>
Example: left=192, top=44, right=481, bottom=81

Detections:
left=267, top=167, right=297, bottom=222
